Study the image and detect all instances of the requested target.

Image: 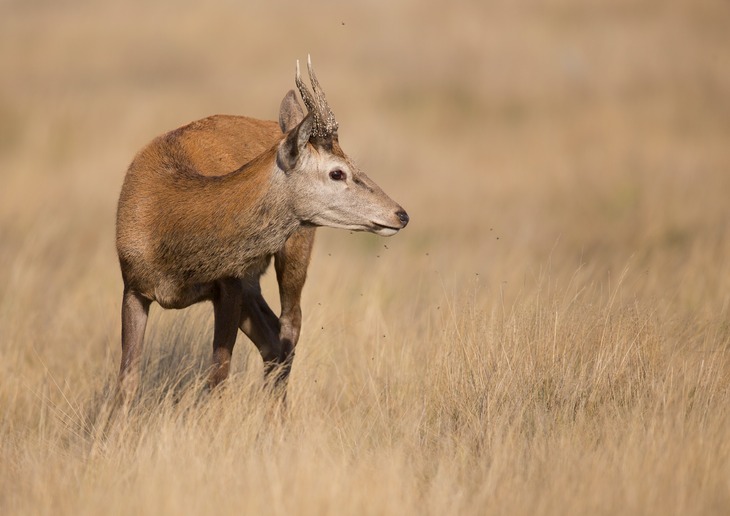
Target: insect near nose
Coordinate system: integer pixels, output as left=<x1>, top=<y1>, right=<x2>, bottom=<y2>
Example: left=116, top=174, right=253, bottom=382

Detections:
left=396, top=210, right=410, bottom=227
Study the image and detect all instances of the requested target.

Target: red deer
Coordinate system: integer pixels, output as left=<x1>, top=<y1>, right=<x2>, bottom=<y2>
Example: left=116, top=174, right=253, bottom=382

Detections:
left=116, top=58, right=409, bottom=393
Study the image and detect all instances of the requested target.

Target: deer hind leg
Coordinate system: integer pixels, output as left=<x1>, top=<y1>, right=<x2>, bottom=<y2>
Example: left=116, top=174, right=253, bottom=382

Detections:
left=275, top=227, right=315, bottom=382
left=209, top=279, right=244, bottom=388
left=238, top=277, right=284, bottom=379
left=119, top=289, right=151, bottom=397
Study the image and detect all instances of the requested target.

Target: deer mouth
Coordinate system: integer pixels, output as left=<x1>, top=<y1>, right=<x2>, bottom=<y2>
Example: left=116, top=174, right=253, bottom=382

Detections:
left=370, top=222, right=401, bottom=237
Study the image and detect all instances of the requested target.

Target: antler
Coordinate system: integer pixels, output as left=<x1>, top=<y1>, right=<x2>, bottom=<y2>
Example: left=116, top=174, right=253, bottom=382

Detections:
left=295, top=55, right=338, bottom=139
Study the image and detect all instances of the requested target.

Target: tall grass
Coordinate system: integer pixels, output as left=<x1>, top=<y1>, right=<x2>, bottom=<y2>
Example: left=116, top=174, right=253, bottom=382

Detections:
left=3, top=264, right=728, bottom=515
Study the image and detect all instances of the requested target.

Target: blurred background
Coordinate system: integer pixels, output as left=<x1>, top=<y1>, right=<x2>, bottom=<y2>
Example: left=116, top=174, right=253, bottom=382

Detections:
left=1, top=0, right=729, bottom=375
left=2, top=1, right=730, bottom=513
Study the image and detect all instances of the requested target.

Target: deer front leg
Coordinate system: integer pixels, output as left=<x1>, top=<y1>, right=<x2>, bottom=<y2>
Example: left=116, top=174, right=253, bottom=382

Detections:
left=238, top=278, right=284, bottom=379
left=119, top=289, right=151, bottom=397
left=209, top=279, right=244, bottom=388
left=275, top=227, right=315, bottom=382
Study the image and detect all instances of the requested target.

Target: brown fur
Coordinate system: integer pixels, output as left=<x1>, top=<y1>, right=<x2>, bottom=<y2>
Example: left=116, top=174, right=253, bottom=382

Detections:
left=167, top=115, right=282, bottom=176
left=118, top=142, right=299, bottom=306
left=117, top=110, right=313, bottom=391
left=138, top=113, right=315, bottom=373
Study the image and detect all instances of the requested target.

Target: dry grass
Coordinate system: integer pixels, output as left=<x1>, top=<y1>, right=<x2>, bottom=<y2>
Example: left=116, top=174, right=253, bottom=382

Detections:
left=2, top=0, right=730, bottom=514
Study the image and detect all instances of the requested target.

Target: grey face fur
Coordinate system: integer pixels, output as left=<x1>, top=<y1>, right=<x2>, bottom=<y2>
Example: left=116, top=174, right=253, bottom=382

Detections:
left=288, top=139, right=406, bottom=236
left=277, top=59, right=408, bottom=236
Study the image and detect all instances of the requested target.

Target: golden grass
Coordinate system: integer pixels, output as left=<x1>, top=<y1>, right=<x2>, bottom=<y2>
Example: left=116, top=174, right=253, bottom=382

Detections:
left=2, top=0, right=730, bottom=514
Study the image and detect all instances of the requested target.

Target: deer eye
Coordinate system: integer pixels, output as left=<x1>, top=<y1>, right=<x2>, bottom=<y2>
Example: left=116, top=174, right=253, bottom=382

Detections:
left=329, top=169, right=346, bottom=181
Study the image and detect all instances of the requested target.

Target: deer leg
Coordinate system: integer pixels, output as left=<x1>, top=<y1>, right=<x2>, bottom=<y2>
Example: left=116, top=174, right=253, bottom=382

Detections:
left=238, top=278, right=284, bottom=379
left=119, top=289, right=151, bottom=396
left=275, top=227, right=315, bottom=382
left=209, top=279, right=244, bottom=388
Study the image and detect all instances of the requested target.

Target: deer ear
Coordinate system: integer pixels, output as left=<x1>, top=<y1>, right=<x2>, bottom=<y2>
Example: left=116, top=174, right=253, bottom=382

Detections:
left=276, top=113, right=314, bottom=172
left=279, top=90, right=305, bottom=133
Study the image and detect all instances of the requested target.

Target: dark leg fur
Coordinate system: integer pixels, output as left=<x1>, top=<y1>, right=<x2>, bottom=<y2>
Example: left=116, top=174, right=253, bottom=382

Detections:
left=275, top=227, right=315, bottom=382
left=119, top=289, right=151, bottom=396
left=209, top=279, right=244, bottom=388
left=238, top=278, right=284, bottom=377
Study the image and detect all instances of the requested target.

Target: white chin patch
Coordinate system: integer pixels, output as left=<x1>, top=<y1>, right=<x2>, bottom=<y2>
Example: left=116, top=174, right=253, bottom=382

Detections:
left=374, top=227, right=399, bottom=237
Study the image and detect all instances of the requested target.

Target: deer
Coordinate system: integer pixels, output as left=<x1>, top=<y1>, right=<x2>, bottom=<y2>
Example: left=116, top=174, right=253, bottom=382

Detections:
left=115, top=57, right=409, bottom=395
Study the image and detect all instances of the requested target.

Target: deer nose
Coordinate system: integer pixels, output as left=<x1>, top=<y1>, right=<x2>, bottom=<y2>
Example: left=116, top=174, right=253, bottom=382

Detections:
left=396, top=209, right=409, bottom=227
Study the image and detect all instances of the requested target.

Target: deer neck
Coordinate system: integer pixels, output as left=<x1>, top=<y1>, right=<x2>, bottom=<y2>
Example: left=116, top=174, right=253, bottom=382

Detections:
left=211, top=146, right=299, bottom=271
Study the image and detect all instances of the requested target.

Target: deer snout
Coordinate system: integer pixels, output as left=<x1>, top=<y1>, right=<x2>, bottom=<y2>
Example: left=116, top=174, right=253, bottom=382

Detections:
left=371, top=207, right=409, bottom=236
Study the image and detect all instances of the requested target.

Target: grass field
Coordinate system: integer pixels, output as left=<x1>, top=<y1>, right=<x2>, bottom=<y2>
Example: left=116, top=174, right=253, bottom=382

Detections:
left=1, top=0, right=730, bottom=514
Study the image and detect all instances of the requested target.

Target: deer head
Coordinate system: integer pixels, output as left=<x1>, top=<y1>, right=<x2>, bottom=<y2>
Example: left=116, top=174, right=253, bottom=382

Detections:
left=276, top=57, right=409, bottom=237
